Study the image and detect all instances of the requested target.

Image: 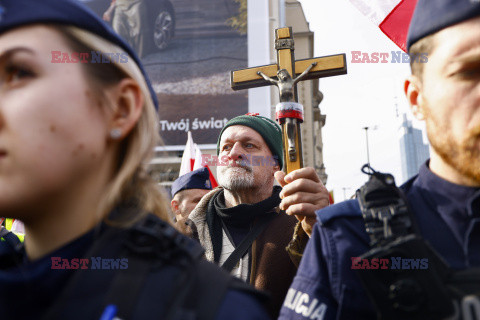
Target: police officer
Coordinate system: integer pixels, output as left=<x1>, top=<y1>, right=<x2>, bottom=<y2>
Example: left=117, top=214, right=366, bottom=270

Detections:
left=171, top=167, right=212, bottom=235
left=0, top=1, right=270, bottom=319
left=279, top=0, right=480, bottom=319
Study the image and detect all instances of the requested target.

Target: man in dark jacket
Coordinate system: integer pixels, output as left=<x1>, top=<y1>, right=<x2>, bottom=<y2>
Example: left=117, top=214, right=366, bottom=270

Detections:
left=188, top=114, right=330, bottom=318
left=279, top=0, right=480, bottom=319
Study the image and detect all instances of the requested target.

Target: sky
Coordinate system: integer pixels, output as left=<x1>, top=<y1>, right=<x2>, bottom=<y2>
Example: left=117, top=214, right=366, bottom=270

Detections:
left=296, top=0, right=428, bottom=200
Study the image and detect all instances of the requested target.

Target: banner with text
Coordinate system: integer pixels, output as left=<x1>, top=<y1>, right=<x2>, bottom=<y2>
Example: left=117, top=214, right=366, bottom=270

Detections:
left=80, top=0, right=248, bottom=147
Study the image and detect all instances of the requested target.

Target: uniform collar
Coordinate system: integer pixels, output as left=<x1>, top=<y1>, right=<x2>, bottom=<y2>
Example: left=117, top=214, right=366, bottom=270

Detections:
left=416, top=161, right=480, bottom=217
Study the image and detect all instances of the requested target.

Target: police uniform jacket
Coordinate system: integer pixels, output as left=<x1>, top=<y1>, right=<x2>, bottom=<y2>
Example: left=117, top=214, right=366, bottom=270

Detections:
left=278, top=162, right=480, bottom=320
left=0, top=212, right=270, bottom=320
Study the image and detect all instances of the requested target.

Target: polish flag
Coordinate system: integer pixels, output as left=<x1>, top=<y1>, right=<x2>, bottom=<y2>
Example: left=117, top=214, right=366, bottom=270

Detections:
left=328, top=190, right=335, bottom=205
left=193, top=143, right=219, bottom=188
left=349, top=0, right=417, bottom=52
left=179, top=131, right=218, bottom=188
left=179, top=131, right=196, bottom=176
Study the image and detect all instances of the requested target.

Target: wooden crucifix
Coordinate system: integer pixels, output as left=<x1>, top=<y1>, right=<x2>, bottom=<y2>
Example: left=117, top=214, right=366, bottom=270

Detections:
left=230, top=27, right=347, bottom=174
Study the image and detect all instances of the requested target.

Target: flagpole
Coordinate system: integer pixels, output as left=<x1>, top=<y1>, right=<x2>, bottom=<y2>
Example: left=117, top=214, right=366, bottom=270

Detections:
left=279, top=0, right=286, bottom=27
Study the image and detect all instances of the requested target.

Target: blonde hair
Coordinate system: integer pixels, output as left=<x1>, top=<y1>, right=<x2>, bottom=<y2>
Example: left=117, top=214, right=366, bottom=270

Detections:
left=59, top=26, right=172, bottom=225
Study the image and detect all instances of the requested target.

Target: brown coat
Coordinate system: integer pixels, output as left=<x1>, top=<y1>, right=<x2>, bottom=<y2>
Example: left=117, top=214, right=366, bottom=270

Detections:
left=250, top=207, right=298, bottom=318
left=188, top=188, right=298, bottom=319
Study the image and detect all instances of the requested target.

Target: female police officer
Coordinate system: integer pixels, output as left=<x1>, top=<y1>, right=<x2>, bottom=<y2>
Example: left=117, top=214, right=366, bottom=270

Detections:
left=0, top=1, right=269, bottom=319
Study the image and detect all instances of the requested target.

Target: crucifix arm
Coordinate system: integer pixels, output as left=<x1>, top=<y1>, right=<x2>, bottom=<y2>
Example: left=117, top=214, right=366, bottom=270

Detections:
left=293, top=62, right=317, bottom=85
left=257, top=71, right=279, bottom=85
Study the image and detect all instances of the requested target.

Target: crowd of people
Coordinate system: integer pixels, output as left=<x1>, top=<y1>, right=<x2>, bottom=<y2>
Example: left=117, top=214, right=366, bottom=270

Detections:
left=0, top=0, right=479, bottom=319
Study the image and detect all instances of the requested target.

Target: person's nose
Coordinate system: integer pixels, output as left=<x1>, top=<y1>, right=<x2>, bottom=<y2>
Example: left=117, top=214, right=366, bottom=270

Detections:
left=228, top=142, right=245, bottom=162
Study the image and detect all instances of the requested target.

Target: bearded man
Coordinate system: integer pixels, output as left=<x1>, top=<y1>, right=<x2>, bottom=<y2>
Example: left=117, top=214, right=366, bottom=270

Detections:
left=188, top=114, right=330, bottom=318
left=279, top=0, right=480, bottom=319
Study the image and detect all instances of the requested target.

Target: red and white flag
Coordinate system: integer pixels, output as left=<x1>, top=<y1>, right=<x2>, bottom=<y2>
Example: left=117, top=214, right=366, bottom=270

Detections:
left=328, top=190, right=335, bottom=205
left=179, top=131, right=218, bottom=188
left=349, top=0, right=417, bottom=52
left=179, top=131, right=196, bottom=176
left=193, top=144, right=204, bottom=171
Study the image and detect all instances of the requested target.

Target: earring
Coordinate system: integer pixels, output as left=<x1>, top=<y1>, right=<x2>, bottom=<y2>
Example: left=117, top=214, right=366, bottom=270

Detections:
left=110, top=128, right=122, bottom=139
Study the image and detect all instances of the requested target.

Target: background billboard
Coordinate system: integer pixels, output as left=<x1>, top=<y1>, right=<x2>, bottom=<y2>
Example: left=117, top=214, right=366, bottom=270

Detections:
left=82, top=0, right=248, bottom=148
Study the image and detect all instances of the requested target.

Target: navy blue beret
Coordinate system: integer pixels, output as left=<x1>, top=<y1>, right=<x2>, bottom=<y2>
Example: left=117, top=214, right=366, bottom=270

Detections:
left=407, top=0, right=480, bottom=50
left=0, top=0, right=158, bottom=110
left=171, top=167, right=212, bottom=198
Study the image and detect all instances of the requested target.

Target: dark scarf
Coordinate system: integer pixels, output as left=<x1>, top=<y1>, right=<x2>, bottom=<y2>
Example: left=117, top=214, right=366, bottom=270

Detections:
left=206, top=186, right=282, bottom=263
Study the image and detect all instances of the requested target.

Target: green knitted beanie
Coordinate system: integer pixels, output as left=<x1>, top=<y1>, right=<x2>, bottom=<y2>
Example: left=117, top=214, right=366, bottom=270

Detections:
left=216, top=113, right=283, bottom=169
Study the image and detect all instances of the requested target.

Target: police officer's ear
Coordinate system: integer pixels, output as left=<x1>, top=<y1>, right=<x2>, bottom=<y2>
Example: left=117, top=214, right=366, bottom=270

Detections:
left=107, top=78, right=144, bottom=141
left=170, top=199, right=180, bottom=215
left=404, top=75, right=425, bottom=121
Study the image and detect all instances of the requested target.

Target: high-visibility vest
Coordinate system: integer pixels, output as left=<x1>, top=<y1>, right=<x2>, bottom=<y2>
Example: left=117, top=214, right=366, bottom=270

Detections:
left=1, top=218, right=25, bottom=242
